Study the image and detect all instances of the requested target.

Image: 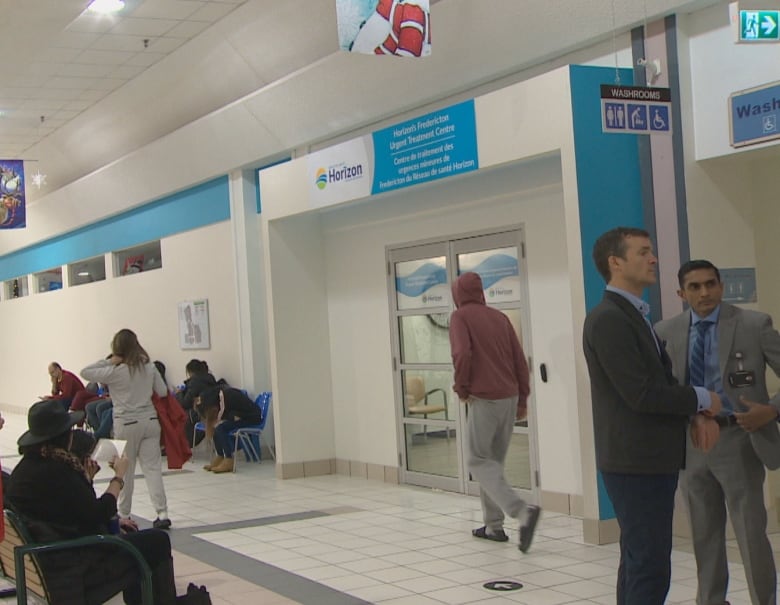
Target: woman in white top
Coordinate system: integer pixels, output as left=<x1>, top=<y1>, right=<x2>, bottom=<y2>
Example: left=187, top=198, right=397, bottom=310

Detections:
left=82, top=329, right=171, bottom=529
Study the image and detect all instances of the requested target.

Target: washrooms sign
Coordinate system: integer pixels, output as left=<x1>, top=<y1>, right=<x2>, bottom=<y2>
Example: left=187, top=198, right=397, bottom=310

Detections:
left=730, top=80, right=780, bottom=147
left=600, top=85, right=672, bottom=135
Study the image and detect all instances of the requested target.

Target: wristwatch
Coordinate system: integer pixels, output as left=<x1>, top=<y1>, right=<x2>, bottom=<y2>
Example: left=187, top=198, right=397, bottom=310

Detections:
left=110, top=476, right=125, bottom=489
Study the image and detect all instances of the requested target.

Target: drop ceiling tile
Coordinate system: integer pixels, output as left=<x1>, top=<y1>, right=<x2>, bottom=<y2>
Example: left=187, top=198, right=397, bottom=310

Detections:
left=78, top=89, right=111, bottom=101
left=110, top=18, right=180, bottom=37
left=165, top=19, right=211, bottom=38
left=52, top=31, right=101, bottom=49
left=75, top=49, right=135, bottom=65
left=58, top=63, right=115, bottom=78
left=89, top=77, right=130, bottom=91
left=132, top=0, right=206, bottom=20
left=111, top=64, right=147, bottom=79
left=0, top=100, right=25, bottom=110
left=147, top=37, right=187, bottom=53
left=189, top=2, right=237, bottom=22
left=24, top=63, right=66, bottom=78
left=123, top=52, right=167, bottom=67
left=36, top=88, right=82, bottom=101
left=48, top=77, right=98, bottom=90
left=1, top=89, right=38, bottom=100
left=8, top=75, right=49, bottom=88
left=25, top=97, right=67, bottom=109
left=51, top=110, right=83, bottom=121
left=62, top=100, right=94, bottom=112
left=91, top=34, right=150, bottom=52
left=36, top=48, right=82, bottom=63
left=67, top=13, right=117, bottom=34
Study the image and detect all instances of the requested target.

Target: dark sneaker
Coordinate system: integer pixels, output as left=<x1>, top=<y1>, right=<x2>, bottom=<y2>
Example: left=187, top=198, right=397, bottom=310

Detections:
left=472, top=526, right=509, bottom=542
left=153, top=517, right=172, bottom=530
left=518, top=505, right=541, bottom=553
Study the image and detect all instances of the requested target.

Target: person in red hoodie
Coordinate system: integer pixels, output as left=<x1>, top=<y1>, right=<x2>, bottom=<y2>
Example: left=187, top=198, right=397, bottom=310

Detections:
left=42, top=362, right=86, bottom=411
left=449, top=271, right=540, bottom=552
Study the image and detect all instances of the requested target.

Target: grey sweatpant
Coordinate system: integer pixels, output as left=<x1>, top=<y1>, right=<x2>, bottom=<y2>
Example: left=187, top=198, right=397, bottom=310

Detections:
left=467, top=395, right=526, bottom=532
left=113, top=415, right=168, bottom=519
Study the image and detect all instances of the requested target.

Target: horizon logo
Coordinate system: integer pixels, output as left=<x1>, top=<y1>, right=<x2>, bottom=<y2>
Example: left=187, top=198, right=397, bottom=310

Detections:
left=315, top=162, right=364, bottom=190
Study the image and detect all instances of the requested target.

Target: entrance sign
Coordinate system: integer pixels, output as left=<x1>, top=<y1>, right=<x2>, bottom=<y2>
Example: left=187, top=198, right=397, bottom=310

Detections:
left=600, top=85, right=672, bottom=135
left=729, top=80, right=780, bottom=147
left=739, top=10, right=780, bottom=41
left=306, top=100, right=478, bottom=209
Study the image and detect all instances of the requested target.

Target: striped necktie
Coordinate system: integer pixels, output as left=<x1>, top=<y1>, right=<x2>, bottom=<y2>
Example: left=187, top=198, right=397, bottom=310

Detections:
left=689, top=320, right=712, bottom=387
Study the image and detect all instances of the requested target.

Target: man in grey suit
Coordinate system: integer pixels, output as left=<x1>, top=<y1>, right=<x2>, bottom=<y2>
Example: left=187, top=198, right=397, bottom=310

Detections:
left=583, top=228, right=721, bottom=605
left=655, top=259, right=780, bottom=605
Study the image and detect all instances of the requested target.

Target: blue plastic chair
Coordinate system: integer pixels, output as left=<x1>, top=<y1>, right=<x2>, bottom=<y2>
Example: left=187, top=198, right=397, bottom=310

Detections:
left=230, top=392, right=273, bottom=472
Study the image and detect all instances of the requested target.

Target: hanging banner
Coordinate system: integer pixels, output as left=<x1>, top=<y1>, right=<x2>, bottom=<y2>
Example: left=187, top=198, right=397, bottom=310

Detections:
left=337, top=0, right=431, bottom=57
left=0, top=160, right=25, bottom=229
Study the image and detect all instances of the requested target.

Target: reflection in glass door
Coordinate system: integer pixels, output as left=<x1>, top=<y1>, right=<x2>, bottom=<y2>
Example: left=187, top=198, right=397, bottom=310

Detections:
left=388, top=229, right=538, bottom=502
left=390, top=244, right=461, bottom=491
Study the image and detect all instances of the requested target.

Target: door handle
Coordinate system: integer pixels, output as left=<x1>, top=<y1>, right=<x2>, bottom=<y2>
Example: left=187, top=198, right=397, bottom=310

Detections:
left=539, top=363, right=548, bottom=383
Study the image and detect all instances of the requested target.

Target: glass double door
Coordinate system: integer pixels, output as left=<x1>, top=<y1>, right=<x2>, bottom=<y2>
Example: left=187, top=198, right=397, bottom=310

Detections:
left=388, top=229, right=537, bottom=500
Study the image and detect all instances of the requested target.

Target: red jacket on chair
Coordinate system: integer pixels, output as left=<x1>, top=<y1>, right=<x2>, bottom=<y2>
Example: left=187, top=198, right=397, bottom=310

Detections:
left=152, top=393, right=192, bottom=469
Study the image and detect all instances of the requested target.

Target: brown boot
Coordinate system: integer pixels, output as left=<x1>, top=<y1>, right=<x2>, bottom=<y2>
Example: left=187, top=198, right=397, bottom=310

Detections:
left=203, top=456, right=224, bottom=471
left=211, top=457, right=234, bottom=473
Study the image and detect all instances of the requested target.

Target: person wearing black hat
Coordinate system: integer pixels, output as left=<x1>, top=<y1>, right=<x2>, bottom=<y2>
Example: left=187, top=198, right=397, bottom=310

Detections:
left=6, top=400, right=185, bottom=604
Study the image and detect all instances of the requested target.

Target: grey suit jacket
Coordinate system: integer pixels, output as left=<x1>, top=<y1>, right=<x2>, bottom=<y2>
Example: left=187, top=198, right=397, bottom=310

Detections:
left=655, top=303, right=780, bottom=469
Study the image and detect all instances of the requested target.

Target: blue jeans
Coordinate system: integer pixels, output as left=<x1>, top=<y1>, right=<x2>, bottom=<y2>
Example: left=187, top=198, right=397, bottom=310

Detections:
left=86, top=399, right=114, bottom=439
left=601, top=472, right=678, bottom=605
left=213, top=419, right=259, bottom=458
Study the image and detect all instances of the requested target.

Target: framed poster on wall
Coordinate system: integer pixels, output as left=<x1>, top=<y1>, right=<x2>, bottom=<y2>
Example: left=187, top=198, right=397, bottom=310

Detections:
left=178, top=299, right=210, bottom=350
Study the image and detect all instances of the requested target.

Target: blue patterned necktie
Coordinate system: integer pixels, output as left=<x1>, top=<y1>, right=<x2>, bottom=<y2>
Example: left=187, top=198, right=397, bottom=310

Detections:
left=689, top=320, right=712, bottom=387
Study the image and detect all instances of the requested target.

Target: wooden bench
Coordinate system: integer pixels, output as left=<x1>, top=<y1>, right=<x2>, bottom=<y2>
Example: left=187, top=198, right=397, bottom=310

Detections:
left=0, top=509, right=153, bottom=604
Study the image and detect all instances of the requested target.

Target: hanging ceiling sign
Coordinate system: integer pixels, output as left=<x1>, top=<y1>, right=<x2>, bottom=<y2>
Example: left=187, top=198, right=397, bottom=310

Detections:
left=738, top=9, right=780, bottom=42
left=729, top=80, right=780, bottom=147
left=337, top=0, right=431, bottom=57
left=0, top=160, right=26, bottom=229
left=600, top=85, right=673, bottom=135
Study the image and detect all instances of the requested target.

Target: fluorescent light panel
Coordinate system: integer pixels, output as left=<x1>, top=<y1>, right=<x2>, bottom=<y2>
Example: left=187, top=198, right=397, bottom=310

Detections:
left=87, top=0, right=125, bottom=14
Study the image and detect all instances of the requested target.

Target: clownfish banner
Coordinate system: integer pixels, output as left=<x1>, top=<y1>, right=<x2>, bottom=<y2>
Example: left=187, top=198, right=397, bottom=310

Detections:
left=337, top=0, right=431, bottom=57
left=0, top=160, right=25, bottom=229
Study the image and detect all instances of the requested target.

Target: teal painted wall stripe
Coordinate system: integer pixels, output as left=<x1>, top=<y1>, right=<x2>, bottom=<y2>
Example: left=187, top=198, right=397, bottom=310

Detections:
left=570, top=65, right=645, bottom=521
left=0, top=176, right=230, bottom=281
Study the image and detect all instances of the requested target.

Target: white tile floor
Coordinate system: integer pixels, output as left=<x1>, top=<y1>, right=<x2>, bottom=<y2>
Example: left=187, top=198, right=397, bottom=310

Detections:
left=0, top=409, right=774, bottom=604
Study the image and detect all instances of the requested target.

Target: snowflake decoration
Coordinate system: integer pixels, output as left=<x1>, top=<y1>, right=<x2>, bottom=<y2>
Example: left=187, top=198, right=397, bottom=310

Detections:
left=31, top=170, right=47, bottom=189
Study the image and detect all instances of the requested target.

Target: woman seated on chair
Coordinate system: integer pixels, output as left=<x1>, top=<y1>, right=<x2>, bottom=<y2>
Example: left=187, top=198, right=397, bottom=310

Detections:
left=6, top=400, right=203, bottom=605
left=195, top=386, right=261, bottom=473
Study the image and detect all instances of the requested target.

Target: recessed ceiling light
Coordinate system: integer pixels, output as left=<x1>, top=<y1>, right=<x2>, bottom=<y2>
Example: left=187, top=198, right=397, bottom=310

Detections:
left=78, top=271, right=90, bottom=277
left=87, top=0, right=125, bottom=14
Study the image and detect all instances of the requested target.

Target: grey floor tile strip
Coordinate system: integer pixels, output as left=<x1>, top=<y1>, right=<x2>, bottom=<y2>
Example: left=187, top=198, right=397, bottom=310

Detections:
left=132, top=508, right=369, bottom=605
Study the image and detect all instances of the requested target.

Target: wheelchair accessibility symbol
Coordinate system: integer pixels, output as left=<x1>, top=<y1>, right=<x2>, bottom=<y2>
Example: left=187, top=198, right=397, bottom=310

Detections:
left=763, top=115, right=777, bottom=134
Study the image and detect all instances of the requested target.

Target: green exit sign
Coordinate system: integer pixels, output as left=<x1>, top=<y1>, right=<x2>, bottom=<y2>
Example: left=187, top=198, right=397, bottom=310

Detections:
left=740, top=10, right=780, bottom=41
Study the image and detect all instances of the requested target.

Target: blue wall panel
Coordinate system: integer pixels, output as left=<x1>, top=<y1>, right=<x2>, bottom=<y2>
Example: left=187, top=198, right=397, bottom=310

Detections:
left=570, top=65, right=644, bottom=521
left=0, top=176, right=230, bottom=281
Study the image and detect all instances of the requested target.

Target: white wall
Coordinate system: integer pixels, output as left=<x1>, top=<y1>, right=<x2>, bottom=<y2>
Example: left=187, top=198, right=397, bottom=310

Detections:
left=687, top=2, right=780, bottom=161
left=0, top=221, right=242, bottom=409
left=263, top=213, right=337, bottom=464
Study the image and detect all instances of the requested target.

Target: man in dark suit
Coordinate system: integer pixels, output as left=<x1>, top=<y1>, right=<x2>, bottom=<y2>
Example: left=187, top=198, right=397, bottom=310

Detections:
left=583, top=227, right=721, bottom=605
left=655, top=259, right=780, bottom=605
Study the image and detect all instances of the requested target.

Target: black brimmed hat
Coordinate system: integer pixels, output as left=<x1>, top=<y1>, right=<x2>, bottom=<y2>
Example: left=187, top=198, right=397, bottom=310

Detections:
left=17, top=400, right=84, bottom=447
